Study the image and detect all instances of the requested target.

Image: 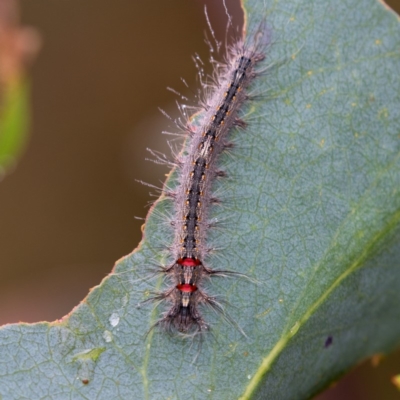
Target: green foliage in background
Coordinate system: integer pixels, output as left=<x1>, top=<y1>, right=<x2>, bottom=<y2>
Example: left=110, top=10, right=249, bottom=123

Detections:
left=0, top=0, right=399, bottom=399
left=0, top=81, right=30, bottom=176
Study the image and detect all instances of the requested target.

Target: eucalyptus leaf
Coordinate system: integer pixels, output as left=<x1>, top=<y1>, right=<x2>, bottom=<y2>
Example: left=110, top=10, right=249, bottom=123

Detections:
left=1, top=0, right=400, bottom=399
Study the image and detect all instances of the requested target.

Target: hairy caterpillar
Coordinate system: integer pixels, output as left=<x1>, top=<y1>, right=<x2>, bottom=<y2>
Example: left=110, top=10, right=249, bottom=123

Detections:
left=147, top=13, right=269, bottom=337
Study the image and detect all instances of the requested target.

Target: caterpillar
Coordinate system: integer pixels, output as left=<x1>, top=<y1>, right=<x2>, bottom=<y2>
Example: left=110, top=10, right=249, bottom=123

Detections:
left=148, top=15, right=269, bottom=338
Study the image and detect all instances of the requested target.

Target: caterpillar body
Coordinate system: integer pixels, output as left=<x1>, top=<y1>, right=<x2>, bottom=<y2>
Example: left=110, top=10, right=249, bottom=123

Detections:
left=151, top=18, right=268, bottom=337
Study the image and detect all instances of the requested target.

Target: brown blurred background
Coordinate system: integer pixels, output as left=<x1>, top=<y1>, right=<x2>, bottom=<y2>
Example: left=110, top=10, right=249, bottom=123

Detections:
left=0, top=0, right=399, bottom=398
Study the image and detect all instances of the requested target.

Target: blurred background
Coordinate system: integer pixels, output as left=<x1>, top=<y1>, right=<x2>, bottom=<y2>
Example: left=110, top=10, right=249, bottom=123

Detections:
left=0, top=0, right=399, bottom=398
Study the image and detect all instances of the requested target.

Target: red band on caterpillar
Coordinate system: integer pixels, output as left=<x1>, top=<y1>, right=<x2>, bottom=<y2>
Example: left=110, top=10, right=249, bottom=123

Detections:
left=177, top=258, right=201, bottom=267
left=176, top=284, right=198, bottom=293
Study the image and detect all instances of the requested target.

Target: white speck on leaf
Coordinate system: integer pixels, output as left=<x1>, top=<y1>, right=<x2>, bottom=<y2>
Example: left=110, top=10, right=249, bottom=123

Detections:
left=103, top=330, right=113, bottom=343
left=109, top=312, right=120, bottom=327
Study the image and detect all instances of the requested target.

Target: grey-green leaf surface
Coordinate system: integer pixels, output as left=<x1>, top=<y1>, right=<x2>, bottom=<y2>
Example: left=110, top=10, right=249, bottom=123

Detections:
left=1, top=0, right=400, bottom=399
left=0, top=81, right=30, bottom=176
